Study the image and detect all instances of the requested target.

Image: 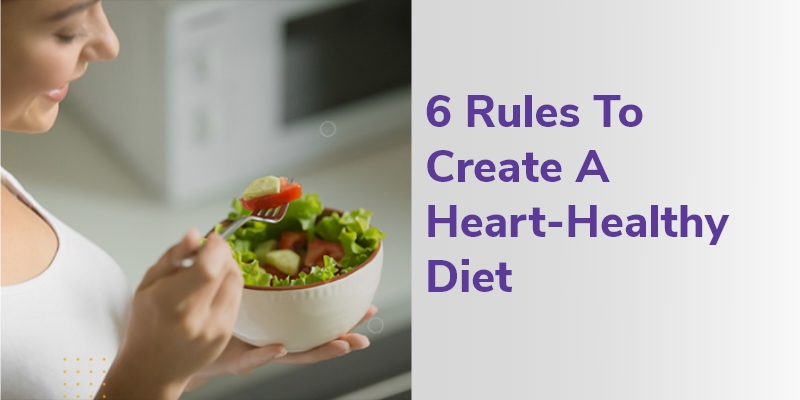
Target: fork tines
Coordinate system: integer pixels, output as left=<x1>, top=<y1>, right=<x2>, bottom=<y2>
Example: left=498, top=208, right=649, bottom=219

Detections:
left=252, top=204, right=288, bottom=220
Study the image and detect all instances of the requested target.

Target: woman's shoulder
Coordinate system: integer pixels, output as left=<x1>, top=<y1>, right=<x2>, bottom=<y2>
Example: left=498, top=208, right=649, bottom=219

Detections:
left=1, top=166, right=131, bottom=297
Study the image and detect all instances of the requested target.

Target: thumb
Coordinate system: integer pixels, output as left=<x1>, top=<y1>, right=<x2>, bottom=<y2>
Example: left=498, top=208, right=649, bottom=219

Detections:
left=139, top=228, right=203, bottom=290
left=237, top=345, right=288, bottom=374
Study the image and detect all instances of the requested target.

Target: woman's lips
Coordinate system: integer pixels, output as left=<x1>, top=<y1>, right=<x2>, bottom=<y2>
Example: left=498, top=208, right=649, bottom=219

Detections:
left=44, top=84, right=69, bottom=102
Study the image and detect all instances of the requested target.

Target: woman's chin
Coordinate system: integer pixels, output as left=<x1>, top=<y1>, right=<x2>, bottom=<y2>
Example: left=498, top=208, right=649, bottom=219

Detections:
left=3, top=103, right=59, bottom=134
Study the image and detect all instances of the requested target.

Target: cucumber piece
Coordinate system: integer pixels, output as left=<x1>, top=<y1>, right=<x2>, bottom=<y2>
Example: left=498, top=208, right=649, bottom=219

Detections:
left=254, top=239, right=277, bottom=265
left=265, top=250, right=301, bottom=276
left=242, top=175, right=281, bottom=200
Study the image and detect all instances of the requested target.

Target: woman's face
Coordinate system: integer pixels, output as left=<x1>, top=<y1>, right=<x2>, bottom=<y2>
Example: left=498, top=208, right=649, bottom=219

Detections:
left=1, top=0, right=119, bottom=133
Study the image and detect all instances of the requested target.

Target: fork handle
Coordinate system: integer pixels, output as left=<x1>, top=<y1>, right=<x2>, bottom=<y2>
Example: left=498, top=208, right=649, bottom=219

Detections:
left=175, top=216, right=250, bottom=268
left=219, top=216, right=252, bottom=239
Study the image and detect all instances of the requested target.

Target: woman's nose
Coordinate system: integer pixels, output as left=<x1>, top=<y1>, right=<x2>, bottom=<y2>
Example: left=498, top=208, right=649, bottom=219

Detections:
left=82, top=3, right=120, bottom=62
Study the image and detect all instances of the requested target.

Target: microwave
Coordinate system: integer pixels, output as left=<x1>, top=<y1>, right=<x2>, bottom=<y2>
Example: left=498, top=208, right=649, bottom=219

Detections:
left=65, top=0, right=411, bottom=206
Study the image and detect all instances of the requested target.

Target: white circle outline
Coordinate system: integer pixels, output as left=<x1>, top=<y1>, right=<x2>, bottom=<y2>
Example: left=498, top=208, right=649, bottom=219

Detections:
left=319, top=121, right=337, bottom=137
left=367, top=317, right=384, bottom=334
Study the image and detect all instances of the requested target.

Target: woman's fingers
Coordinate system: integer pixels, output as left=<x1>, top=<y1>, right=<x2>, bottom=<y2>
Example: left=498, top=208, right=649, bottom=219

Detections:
left=184, top=376, right=210, bottom=392
left=273, top=340, right=352, bottom=365
left=236, top=345, right=288, bottom=373
left=339, top=333, right=371, bottom=350
left=210, top=264, right=244, bottom=329
left=238, top=333, right=370, bottom=367
left=271, top=307, right=376, bottom=366
left=176, top=234, right=236, bottom=302
left=139, top=228, right=201, bottom=290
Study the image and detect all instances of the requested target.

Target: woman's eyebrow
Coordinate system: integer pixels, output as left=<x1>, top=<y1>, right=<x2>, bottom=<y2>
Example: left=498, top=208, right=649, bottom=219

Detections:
left=48, top=0, right=101, bottom=21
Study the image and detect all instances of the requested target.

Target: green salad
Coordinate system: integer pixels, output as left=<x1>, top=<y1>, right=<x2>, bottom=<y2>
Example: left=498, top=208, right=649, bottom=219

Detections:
left=215, top=194, right=386, bottom=287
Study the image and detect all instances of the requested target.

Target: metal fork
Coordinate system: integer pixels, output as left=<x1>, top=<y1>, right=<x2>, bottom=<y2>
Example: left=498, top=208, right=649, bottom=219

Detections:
left=175, top=205, right=289, bottom=268
left=220, top=205, right=289, bottom=239
left=175, top=181, right=294, bottom=268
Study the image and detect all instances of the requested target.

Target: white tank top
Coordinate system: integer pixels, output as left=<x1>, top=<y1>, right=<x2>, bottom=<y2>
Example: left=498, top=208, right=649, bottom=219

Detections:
left=1, top=168, right=131, bottom=400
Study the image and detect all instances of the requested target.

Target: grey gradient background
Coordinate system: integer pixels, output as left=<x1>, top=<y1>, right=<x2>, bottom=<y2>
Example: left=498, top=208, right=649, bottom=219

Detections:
left=412, top=1, right=799, bottom=398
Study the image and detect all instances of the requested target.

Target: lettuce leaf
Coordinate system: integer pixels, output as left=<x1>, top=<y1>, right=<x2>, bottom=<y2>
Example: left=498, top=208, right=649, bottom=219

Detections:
left=286, top=193, right=324, bottom=231
left=272, top=275, right=292, bottom=287
left=358, top=226, right=385, bottom=250
left=239, top=257, right=272, bottom=286
left=338, top=253, right=369, bottom=270
left=228, top=197, right=251, bottom=220
left=339, top=229, right=366, bottom=257
left=314, top=212, right=344, bottom=242
left=314, top=208, right=385, bottom=269
left=335, top=213, right=385, bottom=269
left=292, top=255, right=338, bottom=286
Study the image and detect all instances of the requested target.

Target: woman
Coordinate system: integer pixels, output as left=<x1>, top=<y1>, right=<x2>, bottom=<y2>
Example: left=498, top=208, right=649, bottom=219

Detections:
left=1, top=1, right=375, bottom=398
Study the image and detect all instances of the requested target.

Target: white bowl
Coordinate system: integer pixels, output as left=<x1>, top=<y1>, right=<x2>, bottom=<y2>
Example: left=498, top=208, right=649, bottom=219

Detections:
left=233, top=242, right=383, bottom=352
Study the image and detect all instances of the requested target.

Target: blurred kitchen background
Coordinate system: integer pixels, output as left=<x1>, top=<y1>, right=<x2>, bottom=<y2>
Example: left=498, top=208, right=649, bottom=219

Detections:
left=1, top=0, right=410, bottom=399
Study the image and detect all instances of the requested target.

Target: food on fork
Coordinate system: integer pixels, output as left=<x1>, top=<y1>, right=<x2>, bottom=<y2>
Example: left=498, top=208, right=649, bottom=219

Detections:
left=240, top=176, right=303, bottom=211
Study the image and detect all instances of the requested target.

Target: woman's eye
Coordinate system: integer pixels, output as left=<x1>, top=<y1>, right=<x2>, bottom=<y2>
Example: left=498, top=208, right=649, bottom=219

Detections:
left=56, top=34, right=78, bottom=44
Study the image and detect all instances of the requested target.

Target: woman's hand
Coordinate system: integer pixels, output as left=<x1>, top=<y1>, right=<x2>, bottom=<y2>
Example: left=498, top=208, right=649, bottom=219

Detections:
left=99, top=229, right=244, bottom=400
left=184, top=305, right=378, bottom=391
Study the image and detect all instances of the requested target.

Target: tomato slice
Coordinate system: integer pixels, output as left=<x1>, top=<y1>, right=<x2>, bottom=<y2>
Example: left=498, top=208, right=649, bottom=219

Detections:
left=279, top=231, right=307, bottom=254
left=304, top=239, right=345, bottom=268
left=241, top=177, right=302, bottom=211
left=263, top=264, right=286, bottom=280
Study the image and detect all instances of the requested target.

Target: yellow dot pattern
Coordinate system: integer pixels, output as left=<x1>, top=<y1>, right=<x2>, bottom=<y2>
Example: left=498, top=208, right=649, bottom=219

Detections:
left=61, top=356, right=109, bottom=399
